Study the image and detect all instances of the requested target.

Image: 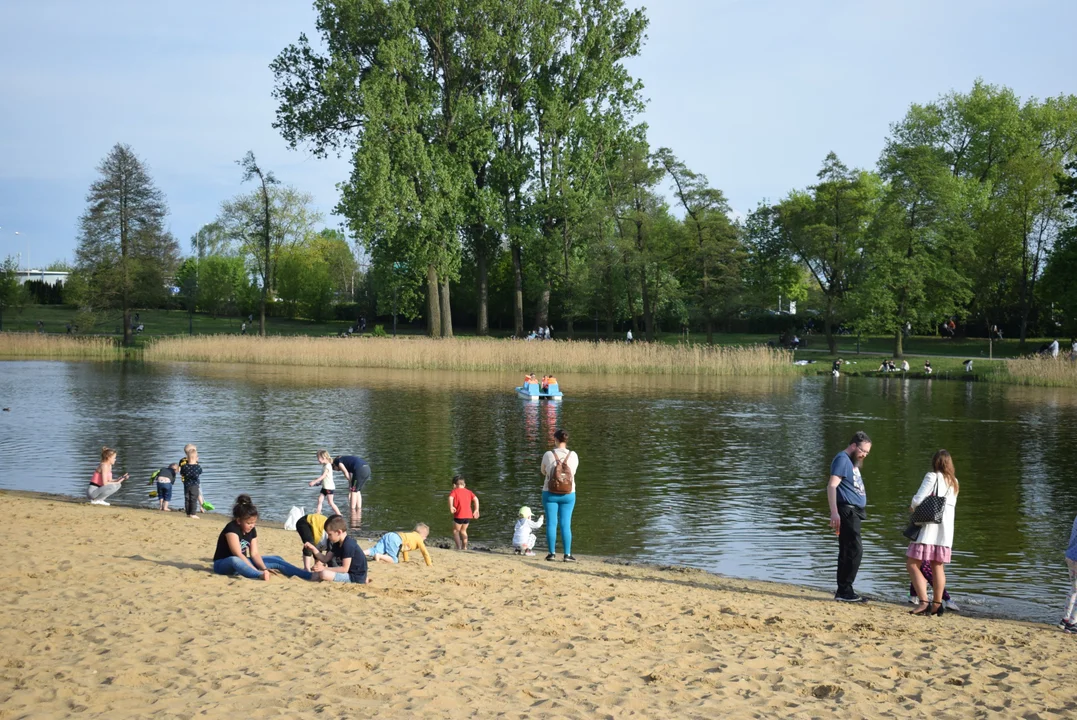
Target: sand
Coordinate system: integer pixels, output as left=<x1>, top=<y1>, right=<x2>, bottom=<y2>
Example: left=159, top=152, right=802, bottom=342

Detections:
left=1, top=492, right=1074, bottom=719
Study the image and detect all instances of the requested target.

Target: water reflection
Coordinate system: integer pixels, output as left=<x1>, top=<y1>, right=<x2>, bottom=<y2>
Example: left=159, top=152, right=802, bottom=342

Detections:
left=1, top=360, right=1076, bottom=622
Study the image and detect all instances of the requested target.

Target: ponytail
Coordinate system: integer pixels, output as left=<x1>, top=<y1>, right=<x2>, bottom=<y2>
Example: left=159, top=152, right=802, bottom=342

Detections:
left=232, top=494, right=258, bottom=521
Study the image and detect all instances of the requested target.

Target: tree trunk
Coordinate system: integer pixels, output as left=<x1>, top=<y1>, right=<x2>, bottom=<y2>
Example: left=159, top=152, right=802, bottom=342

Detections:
left=476, top=248, right=488, bottom=336
left=512, top=244, right=524, bottom=337
left=825, top=297, right=836, bottom=353
left=894, top=329, right=903, bottom=358
left=640, top=267, right=653, bottom=342
left=426, top=264, right=441, bottom=338
left=566, top=318, right=573, bottom=339
left=535, top=284, right=550, bottom=330
left=440, top=275, right=453, bottom=338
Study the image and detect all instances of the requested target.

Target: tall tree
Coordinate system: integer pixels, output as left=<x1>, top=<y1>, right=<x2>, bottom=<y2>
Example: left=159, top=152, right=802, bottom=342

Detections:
left=0, top=256, right=26, bottom=331
left=74, top=143, right=179, bottom=346
left=776, top=153, right=880, bottom=352
left=190, top=221, right=234, bottom=259
left=236, top=151, right=278, bottom=335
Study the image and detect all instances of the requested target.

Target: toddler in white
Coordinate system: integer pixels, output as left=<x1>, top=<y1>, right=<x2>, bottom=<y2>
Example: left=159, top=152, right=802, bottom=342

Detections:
left=513, top=506, right=544, bottom=556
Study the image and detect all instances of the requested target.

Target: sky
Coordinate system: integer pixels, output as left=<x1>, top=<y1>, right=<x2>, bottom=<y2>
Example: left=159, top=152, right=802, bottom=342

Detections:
left=1, top=0, right=1076, bottom=268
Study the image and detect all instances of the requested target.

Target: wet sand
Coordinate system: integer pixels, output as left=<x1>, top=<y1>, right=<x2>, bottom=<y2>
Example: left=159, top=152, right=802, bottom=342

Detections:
left=1, top=491, right=1074, bottom=718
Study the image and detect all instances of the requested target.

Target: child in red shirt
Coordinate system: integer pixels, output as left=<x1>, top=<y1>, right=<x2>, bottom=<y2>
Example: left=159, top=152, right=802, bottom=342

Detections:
left=447, top=475, right=479, bottom=550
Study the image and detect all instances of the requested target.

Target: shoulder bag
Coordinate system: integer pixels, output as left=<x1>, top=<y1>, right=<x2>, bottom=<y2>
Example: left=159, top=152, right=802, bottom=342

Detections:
left=911, top=473, right=946, bottom=525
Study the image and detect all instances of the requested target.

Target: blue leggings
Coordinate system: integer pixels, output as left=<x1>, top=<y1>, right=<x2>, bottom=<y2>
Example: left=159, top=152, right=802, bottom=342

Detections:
left=542, top=491, right=576, bottom=555
left=212, top=555, right=312, bottom=581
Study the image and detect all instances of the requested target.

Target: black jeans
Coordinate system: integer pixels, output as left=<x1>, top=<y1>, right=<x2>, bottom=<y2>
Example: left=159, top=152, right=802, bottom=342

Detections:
left=297, top=516, right=316, bottom=556
left=184, top=482, right=201, bottom=517
left=836, top=504, right=866, bottom=597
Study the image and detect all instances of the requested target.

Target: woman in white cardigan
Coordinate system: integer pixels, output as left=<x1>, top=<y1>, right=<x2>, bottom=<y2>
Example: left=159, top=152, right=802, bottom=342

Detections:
left=907, top=449, right=960, bottom=616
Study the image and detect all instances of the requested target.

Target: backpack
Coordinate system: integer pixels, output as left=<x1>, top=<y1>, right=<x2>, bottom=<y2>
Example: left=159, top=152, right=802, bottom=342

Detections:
left=547, top=449, right=575, bottom=494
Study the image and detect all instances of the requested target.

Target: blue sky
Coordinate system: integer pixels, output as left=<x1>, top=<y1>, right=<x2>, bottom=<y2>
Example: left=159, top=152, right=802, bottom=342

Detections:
left=2, top=0, right=1076, bottom=267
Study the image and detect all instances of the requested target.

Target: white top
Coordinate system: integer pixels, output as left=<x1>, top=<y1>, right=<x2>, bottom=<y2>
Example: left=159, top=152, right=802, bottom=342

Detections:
left=319, top=462, right=336, bottom=491
left=1050, top=340, right=1060, bottom=357
left=541, top=448, right=579, bottom=493
left=513, top=516, right=544, bottom=546
left=627, top=330, right=633, bottom=340
left=910, top=471, right=958, bottom=548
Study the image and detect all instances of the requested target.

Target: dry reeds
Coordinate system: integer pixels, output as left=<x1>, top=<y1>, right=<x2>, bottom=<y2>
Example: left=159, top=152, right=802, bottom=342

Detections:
left=999, top=356, right=1077, bottom=387
left=144, top=335, right=793, bottom=376
left=0, top=333, right=121, bottom=360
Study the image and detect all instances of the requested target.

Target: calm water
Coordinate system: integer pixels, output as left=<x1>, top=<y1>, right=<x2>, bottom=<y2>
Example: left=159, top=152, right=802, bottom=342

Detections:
left=2, top=360, right=1076, bottom=622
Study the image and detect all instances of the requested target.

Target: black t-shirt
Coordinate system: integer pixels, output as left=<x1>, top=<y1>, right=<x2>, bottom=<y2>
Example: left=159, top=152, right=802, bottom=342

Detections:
left=181, top=463, right=203, bottom=484
left=330, top=536, right=367, bottom=583
left=156, top=466, right=177, bottom=482
left=214, top=521, right=256, bottom=562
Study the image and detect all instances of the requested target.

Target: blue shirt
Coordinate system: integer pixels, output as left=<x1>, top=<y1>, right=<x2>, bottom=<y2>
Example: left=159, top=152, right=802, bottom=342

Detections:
left=330, top=536, right=368, bottom=583
left=830, top=450, right=866, bottom=508
left=1067, top=515, right=1077, bottom=562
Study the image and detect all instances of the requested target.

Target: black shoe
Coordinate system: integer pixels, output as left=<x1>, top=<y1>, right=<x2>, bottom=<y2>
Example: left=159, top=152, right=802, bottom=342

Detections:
left=835, top=592, right=868, bottom=603
left=563, top=554, right=577, bottom=562
left=545, top=553, right=557, bottom=561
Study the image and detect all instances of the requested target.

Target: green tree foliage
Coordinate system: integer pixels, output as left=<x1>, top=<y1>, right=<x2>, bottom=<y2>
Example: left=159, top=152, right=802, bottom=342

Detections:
left=0, top=256, right=27, bottom=331
left=73, top=143, right=180, bottom=346
left=190, top=222, right=235, bottom=259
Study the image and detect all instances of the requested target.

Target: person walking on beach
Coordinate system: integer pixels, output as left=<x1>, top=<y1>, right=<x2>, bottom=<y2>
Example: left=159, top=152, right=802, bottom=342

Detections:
left=541, top=429, right=579, bottom=562
left=87, top=446, right=128, bottom=505
left=309, top=450, right=341, bottom=515
left=448, top=475, right=479, bottom=550
left=332, top=454, right=371, bottom=516
left=212, top=495, right=312, bottom=581
left=827, top=431, right=871, bottom=602
left=180, top=444, right=204, bottom=519
left=906, top=450, right=959, bottom=616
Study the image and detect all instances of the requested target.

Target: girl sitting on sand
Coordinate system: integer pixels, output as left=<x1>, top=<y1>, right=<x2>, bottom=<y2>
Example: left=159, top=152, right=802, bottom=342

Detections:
left=212, top=495, right=312, bottom=581
left=87, top=446, right=128, bottom=506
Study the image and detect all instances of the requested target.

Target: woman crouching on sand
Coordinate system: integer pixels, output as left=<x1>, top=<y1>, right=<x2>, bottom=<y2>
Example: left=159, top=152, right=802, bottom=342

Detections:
left=212, top=495, right=312, bottom=581
left=87, top=446, right=127, bottom=506
left=906, top=450, right=959, bottom=616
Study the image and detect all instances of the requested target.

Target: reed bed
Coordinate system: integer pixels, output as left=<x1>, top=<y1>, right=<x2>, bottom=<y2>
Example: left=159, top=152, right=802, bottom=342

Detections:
left=0, top=333, right=122, bottom=360
left=144, top=335, right=794, bottom=376
left=998, top=356, right=1077, bottom=387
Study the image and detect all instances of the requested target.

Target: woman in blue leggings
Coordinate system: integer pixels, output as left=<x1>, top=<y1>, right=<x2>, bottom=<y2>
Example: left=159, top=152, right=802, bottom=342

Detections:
left=212, top=495, right=312, bottom=581
left=541, top=429, right=579, bottom=562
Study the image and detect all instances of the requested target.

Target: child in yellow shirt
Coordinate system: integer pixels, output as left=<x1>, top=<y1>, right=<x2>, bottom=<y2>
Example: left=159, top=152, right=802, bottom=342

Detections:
left=365, top=524, right=433, bottom=566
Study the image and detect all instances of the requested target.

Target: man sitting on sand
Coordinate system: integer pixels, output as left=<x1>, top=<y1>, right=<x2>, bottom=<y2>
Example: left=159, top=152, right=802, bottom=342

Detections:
left=366, top=524, right=433, bottom=566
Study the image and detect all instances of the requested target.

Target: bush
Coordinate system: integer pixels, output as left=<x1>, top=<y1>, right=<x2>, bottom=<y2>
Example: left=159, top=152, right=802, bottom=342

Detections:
left=334, top=302, right=361, bottom=321
left=371, top=324, right=388, bottom=337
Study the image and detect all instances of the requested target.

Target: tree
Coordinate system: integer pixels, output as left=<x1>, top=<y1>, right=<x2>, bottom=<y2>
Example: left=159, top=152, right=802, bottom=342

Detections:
left=776, top=153, right=880, bottom=352
left=217, top=181, right=322, bottom=331
left=190, top=222, right=235, bottom=259
left=74, top=143, right=179, bottom=346
left=235, top=151, right=278, bottom=336
left=0, top=256, right=26, bottom=331
left=311, top=229, right=359, bottom=302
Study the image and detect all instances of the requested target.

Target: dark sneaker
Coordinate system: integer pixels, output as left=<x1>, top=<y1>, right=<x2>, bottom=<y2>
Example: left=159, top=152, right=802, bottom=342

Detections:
left=1060, top=619, right=1077, bottom=632
left=563, top=555, right=577, bottom=563
left=545, top=553, right=557, bottom=561
left=835, top=593, right=868, bottom=603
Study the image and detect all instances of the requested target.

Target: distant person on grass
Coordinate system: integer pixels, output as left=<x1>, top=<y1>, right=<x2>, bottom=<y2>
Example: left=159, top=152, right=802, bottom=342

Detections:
left=448, top=475, right=479, bottom=550
left=304, top=514, right=370, bottom=584
left=827, top=431, right=872, bottom=603
left=541, top=428, right=579, bottom=562
left=212, top=494, right=311, bottom=581
left=87, top=446, right=127, bottom=506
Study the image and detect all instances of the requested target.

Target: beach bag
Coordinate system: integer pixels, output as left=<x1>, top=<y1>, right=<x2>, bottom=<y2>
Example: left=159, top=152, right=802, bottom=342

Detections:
left=547, top=450, right=574, bottom=495
left=911, top=474, right=946, bottom=525
left=284, top=506, right=304, bottom=532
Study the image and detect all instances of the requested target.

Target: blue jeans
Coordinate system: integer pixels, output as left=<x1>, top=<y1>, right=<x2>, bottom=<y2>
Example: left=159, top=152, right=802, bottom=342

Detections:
left=213, top=555, right=312, bottom=581
left=542, top=491, right=576, bottom=555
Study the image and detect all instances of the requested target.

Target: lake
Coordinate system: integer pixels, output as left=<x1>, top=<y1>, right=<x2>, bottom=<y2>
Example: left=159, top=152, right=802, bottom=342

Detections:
left=1, top=359, right=1075, bottom=622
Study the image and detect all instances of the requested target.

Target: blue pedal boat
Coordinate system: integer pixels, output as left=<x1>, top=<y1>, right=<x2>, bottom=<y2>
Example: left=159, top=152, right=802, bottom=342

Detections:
left=515, top=381, right=563, bottom=400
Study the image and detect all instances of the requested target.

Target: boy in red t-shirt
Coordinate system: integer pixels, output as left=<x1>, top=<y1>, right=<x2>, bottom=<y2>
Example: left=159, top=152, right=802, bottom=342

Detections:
left=447, top=475, right=480, bottom=550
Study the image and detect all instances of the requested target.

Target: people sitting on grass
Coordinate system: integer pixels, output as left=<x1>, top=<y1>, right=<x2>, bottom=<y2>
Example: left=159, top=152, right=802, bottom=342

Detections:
left=924, top=360, right=933, bottom=375
left=963, top=359, right=973, bottom=373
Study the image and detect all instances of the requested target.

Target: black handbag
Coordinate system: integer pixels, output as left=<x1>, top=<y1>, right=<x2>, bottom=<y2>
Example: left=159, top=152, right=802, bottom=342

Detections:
left=902, top=521, right=921, bottom=540
left=911, top=474, right=946, bottom=525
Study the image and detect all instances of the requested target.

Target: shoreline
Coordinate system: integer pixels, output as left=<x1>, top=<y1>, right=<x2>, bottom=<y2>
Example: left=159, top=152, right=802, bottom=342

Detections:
left=0, top=489, right=1047, bottom=626
left=2, top=491, right=1074, bottom=718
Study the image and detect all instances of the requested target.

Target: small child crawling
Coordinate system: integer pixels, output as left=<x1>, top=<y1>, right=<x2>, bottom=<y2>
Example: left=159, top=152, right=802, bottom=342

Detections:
left=512, top=506, right=544, bottom=556
left=366, top=524, right=433, bottom=566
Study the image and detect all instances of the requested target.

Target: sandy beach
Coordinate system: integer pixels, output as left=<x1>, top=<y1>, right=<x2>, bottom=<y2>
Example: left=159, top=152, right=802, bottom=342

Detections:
left=1, top=492, right=1074, bottom=719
